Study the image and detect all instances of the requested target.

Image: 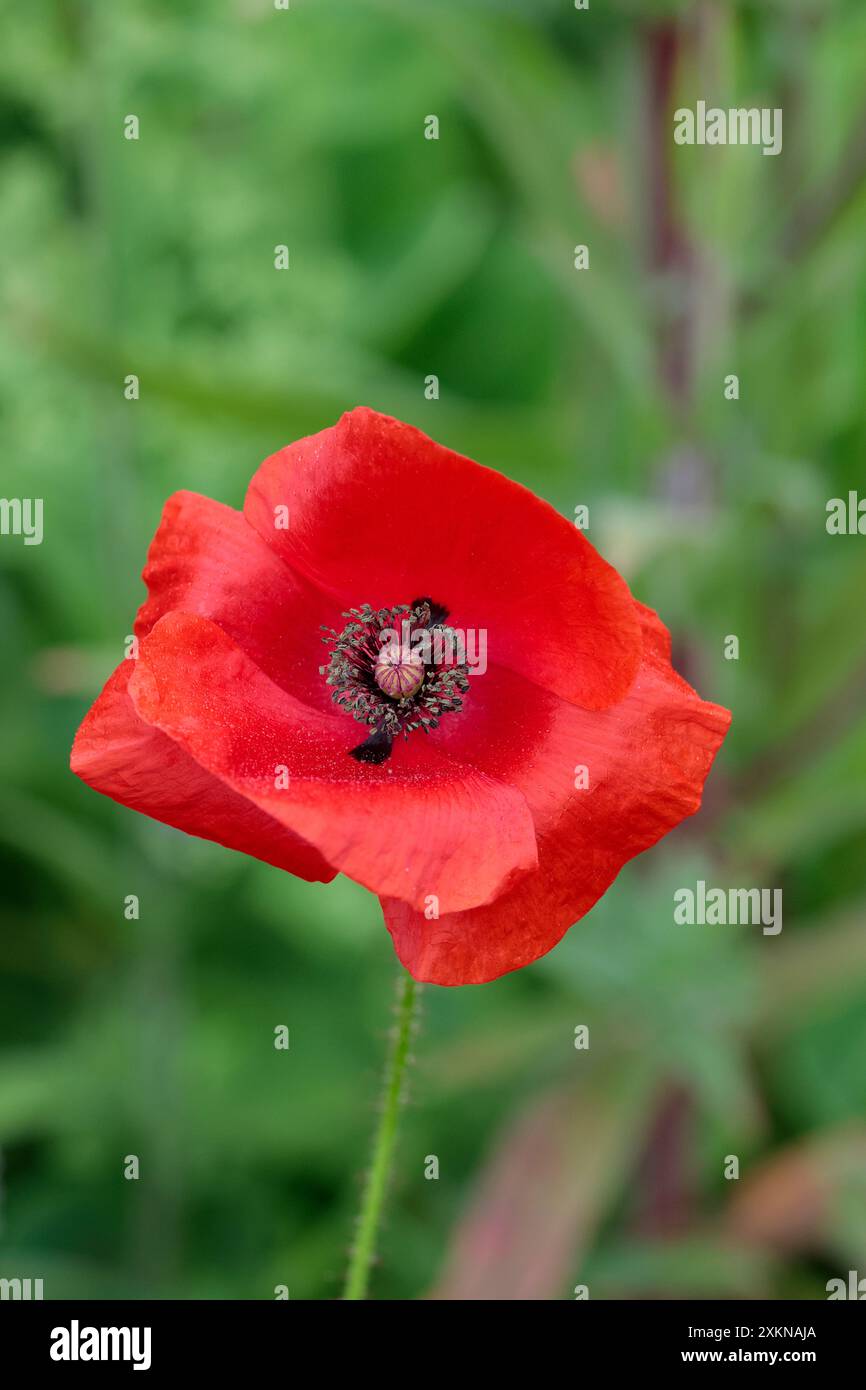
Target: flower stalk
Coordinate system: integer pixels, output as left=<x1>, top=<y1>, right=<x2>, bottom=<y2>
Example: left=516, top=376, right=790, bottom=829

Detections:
left=343, top=970, right=420, bottom=1300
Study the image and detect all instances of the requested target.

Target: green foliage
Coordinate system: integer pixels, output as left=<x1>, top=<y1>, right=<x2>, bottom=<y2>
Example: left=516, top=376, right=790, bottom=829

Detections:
left=1, top=0, right=865, bottom=1299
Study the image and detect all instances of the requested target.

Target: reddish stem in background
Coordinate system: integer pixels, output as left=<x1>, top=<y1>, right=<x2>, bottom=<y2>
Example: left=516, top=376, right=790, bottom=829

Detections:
left=644, top=21, right=693, bottom=412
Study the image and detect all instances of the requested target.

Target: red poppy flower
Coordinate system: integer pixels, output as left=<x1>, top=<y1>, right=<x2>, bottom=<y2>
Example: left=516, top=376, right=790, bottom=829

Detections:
left=71, top=408, right=730, bottom=985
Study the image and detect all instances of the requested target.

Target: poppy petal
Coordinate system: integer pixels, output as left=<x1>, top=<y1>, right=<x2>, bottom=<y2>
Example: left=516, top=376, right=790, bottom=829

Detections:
left=71, top=664, right=335, bottom=882
left=126, top=611, right=539, bottom=912
left=381, top=603, right=731, bottom=984
left=244, top=407, right=641, bottom=710
left=135, top=490, right=338, bottom=712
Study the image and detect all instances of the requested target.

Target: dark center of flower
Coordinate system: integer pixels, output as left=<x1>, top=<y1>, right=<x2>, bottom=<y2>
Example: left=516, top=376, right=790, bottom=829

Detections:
left=320, top=597, right=470, bottom=764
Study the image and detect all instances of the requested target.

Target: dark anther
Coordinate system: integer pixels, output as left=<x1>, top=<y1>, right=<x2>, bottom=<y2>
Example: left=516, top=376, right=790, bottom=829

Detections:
left=411, top=596, right=450, bottom=627
left=349, top=726, right=394, bottom=765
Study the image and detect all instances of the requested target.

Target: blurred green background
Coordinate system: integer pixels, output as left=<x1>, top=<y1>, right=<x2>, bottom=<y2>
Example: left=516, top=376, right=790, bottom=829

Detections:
left=2, top=0, right=866, bottom=1300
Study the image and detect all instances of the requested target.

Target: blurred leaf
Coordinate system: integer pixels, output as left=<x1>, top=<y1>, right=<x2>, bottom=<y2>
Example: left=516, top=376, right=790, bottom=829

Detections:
left=430, top=1069, right=653, bottom=1300
left=725, top=1125, right=866, bottom=1268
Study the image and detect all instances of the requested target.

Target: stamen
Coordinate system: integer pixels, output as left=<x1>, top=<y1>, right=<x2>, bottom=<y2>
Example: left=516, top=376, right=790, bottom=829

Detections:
left=321, top=599, right=470, bottom=762
left=349, top=726, right=394, bottom=765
